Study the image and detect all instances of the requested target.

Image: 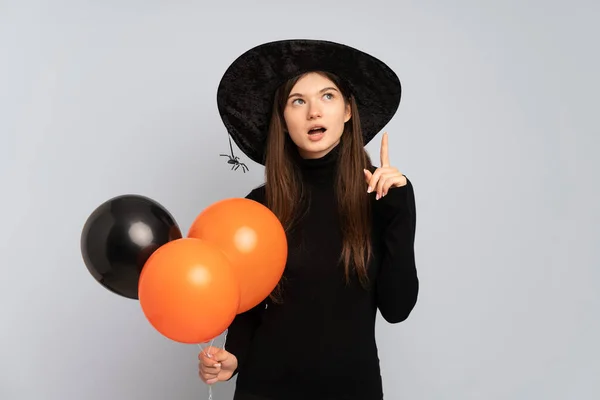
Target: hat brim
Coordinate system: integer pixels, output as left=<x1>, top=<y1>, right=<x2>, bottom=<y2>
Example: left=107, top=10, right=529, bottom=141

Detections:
left=216, top=39, right=401, bottom=165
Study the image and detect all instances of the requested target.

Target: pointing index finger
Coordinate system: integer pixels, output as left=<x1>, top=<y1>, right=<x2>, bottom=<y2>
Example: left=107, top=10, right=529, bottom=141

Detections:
left=380, top=132, right=390, bottom=167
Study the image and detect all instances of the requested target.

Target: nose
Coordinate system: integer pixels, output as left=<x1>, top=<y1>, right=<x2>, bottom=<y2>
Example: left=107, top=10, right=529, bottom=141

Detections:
left=307, top=102, right=322, bottom=119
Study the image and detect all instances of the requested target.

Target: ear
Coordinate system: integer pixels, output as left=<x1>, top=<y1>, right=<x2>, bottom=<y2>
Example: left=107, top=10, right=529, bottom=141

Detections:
left=344, top=103, right=352, bottom=123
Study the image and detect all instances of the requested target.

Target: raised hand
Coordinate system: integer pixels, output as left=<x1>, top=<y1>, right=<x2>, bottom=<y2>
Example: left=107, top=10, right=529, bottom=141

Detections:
left=363, top=132, right=407, bottom=200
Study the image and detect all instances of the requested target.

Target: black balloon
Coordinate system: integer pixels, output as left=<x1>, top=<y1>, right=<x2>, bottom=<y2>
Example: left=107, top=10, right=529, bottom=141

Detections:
left=81, top=194, right=182, bottom=299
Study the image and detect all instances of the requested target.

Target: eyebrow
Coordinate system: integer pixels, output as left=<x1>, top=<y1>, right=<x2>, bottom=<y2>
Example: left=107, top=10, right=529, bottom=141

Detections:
left=288, top=87, right=339, bottom=99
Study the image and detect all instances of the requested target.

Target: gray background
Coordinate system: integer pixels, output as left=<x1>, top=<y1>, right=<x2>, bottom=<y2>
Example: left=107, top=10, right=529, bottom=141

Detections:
left=1, top=0, right=598, bottom=399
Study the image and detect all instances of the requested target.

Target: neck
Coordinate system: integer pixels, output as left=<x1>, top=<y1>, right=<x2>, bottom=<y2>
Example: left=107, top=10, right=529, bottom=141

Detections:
left=295, top=143, right=340, bottom=185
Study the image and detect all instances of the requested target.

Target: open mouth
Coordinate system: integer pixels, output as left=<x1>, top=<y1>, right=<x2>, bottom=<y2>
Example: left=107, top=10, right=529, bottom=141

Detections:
left=308, top=127, right=327, bottom=135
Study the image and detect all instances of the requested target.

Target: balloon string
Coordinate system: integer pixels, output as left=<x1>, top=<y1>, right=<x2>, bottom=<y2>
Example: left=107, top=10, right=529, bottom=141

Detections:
left=197, top=329, right=228, bottom=400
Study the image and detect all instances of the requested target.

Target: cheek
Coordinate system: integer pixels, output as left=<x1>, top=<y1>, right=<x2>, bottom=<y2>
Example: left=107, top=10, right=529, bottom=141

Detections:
left=333, top=107, right=348, bottom=134
left=284, top=112, right=303, bottom=137
left=287, top=128, right=304, bottom=146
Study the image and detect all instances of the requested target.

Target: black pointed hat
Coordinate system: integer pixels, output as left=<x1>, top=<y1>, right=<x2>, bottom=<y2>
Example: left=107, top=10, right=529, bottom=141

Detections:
left=216, top=39, right=402, bottom=166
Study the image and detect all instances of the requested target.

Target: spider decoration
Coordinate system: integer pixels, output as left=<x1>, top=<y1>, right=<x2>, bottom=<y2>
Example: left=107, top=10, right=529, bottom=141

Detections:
left=221, top=153, right=248, bottom=172
left=221, top=135, right=249, bottom=173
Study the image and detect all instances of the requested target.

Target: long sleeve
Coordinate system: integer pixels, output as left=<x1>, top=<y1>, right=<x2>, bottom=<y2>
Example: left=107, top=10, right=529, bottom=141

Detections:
left=374, top=176, right=419, bottom=323
left=224, top=301, right=264, bottom=378
left=224, top=185, right=268, bottom=378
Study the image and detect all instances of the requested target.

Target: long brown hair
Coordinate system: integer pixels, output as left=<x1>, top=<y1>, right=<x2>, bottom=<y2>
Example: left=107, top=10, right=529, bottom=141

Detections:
left=264, top=71, right=374, bottom=301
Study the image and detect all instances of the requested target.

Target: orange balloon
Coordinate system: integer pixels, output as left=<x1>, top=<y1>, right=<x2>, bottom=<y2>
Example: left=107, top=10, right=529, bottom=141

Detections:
left=138, top=238, right=240, bottom=344
left=188, top=198, right=287, bottom=313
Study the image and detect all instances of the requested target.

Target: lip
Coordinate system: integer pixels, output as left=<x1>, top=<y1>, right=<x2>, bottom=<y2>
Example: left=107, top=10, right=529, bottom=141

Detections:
left=307, top=125, right=326, bottom=142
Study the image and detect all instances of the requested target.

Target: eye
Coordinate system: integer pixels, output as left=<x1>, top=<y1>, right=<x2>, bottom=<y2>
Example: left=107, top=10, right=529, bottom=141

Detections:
left=291, top=98, right=304, bottom=105
left=323, top=93, right=334, bottom=100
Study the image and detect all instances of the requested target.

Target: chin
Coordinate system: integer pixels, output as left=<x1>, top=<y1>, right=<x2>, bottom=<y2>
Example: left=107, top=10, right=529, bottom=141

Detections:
left=299, top=139, right=338, bottom=158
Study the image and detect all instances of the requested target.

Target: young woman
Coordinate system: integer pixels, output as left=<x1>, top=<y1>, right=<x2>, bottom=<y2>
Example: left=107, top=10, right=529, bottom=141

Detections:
left=199, top=39, right=419, bottom=400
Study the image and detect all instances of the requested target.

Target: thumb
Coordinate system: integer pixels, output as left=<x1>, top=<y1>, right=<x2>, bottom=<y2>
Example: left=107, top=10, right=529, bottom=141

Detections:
left=199, top=345, right=219, bottom=359
left=363, top=169, right=372, bottom=182
left=212, top=348, right=231, bottom=363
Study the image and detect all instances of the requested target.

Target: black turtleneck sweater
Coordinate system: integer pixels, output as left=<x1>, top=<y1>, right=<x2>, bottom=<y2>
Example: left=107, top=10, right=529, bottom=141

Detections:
left=225, top=146, right=418, bottom=400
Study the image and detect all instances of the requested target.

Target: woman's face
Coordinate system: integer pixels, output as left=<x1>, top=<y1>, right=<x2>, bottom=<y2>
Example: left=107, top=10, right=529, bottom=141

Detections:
left=283, top=72, right=351, bottom=159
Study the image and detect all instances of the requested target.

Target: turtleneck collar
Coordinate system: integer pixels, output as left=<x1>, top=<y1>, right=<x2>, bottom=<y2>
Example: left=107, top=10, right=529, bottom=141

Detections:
left=296, top=142, right=340, bottom=185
